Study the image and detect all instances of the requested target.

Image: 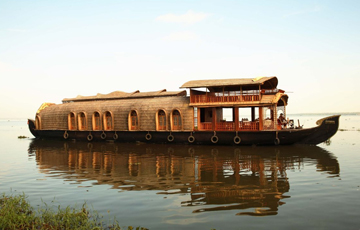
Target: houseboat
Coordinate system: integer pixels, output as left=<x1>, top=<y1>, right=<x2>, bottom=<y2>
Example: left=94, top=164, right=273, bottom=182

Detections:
left=28, top=76, right=340, bottom=145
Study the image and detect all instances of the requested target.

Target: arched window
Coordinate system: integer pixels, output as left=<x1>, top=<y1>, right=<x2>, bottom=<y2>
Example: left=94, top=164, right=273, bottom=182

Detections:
left=129, top=110, right=139, bottom=130
left=157, top=110, right=167, bottom=131
left=78, top=112, right=87, bottom=130
left=92, top=112, right=102, bottom=130
left=103, top=111, right=113, bottom=130
left=171, top=109, right=182, bottom=130
left=35, top=115, right=41, bottom=130
left=68, top=112, right=77, bottom=130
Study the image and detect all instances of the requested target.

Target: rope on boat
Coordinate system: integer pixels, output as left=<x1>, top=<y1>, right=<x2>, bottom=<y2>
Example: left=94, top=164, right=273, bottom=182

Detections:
left=101, top=131, right=107, bottom=139
left=87, top=132, right=93, bottom=141
left=234, top=131, right=241, bottom=144
left=234, top=136, right=241, bottom=144
left=113, top=131, right=118, bottom=140
left=167, top=132, right=174, bottom=142
left=188, top=132, right=195, bottom=143
left=211, top=131, right=219, bottom=144
left=63, top=130, right=69, bottom=140
left=145, top=132, right=152, bottom=140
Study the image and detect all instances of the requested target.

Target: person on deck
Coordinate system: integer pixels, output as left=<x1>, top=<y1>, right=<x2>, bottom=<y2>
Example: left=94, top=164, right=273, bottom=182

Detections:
left=278, top=113, right=287, bottom=128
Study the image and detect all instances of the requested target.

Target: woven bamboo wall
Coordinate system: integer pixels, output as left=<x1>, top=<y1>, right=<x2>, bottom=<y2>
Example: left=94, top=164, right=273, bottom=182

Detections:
left=38, top=96, right=193, bottom=131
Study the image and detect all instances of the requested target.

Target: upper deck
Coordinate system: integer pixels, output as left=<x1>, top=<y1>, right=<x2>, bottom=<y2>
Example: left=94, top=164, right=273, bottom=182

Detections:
left=181, top=76, right=287, bottom=107
left=189, top=89, right=286, bottom=107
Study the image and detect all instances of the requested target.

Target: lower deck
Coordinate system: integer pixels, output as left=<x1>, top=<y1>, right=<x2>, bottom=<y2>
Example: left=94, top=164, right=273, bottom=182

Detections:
left=29, top=114, right=340, bottom=146
left=195, top=106, right=284, bottom=132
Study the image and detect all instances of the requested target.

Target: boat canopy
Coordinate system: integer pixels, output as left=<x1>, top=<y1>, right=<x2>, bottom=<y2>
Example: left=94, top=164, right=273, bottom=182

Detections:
left=180, top=76, right=278, bottom=91
left=62, top=89, right=187, bottom=103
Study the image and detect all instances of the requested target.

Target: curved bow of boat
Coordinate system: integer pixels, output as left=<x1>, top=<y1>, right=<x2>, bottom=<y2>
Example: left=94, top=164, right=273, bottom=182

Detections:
left=296, top=115, right=340, bottom=145
left=27, top=119, right=39, bottom=138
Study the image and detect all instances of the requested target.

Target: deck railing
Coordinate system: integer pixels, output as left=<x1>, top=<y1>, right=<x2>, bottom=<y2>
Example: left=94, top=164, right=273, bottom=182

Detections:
left=191, top=95, right=260, bottom=104
left=199, top=121, right=260, bottom=131
left=238, top=121, right=259, bottom=131
left=200, top=122, right=213, bottom=130
left=216, top=122, right=235, bottom=131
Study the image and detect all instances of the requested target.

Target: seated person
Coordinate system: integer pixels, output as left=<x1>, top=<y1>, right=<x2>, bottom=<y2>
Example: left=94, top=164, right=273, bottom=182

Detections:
left=278, top=113, right=288, bottom=128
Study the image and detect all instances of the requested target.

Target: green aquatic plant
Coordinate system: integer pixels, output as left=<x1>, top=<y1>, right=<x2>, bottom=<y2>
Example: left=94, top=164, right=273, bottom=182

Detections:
left=0, top=193, right=148, bottom=230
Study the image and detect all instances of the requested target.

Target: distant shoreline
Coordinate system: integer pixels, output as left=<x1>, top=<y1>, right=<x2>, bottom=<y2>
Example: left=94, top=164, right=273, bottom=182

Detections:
left=287, top=112, right=360, bottom=116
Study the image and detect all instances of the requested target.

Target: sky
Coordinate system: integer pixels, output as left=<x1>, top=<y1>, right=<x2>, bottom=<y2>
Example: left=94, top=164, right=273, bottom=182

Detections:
left=1, top=0, right=359, bottom=119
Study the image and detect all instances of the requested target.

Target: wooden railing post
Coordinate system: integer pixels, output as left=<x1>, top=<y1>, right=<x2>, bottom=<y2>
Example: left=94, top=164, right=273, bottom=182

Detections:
left=234, top=108, right=239, bottom=131
left=212, top=107, right=216, bottom=131
left=259, top=107, right=263, bottom=130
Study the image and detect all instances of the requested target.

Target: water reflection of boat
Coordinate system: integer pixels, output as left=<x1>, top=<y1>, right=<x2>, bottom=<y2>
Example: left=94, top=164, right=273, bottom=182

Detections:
left=28, top=139, right=339, bottom=216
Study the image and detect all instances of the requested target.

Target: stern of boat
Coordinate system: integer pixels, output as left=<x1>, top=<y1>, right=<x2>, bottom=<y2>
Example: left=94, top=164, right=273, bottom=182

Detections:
left=27, top=119, right=39, bottom=138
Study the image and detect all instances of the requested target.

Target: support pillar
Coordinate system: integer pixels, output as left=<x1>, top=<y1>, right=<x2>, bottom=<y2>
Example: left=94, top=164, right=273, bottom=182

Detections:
left=259, top=107, right=263, bottom=130
left=251, top=107, right=255, bottom=121
left=234, top=108, right=239, bottom=131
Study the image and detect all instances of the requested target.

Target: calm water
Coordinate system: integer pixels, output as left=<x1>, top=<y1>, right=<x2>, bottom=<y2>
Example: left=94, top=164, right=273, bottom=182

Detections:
left=1, top=114, right=359, bottom=230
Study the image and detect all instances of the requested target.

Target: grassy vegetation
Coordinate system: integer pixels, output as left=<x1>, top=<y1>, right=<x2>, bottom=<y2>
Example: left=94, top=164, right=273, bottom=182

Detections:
left=0, top=193, right=148, bottom=230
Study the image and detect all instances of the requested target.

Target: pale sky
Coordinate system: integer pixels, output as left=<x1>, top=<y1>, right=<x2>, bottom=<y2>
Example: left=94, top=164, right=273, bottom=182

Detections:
left=1, top=0, right=359, bottom=119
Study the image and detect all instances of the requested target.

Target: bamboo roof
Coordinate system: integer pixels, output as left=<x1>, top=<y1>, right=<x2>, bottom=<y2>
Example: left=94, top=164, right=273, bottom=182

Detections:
left=62, top=89, right=186, bottom=103
left=181, top=76, right=278, bottom=91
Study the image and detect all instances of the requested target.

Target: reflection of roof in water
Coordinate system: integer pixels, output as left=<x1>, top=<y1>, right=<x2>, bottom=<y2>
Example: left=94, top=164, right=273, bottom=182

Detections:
left=28, top=140, right=339, bottom=216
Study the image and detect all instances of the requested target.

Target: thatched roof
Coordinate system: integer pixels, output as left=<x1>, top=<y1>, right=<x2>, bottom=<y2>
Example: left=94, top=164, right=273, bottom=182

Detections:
left=181, top=76, right=278, bottom=91
left=62, top=89, right=186, bottom=103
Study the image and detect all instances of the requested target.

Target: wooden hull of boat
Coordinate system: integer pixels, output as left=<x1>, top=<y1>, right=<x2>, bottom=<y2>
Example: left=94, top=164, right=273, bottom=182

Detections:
left=28, top=115, right=340, bottom=146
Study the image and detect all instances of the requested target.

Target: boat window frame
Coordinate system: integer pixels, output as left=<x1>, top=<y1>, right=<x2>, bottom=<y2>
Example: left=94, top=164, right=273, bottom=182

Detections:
left=68, top=112, right=77, bottom=130
left=78, top=112, right=88, bottom=131
left=128, top=110, right=139, bottom=131
left=103, top=111, right=114, bottom=131
left=156, top=109, right=167, bottom=131
left=193, top=107, right=198, bottom=130
left=170, top=109, right=183, bottom=131
left=92, top=111, right=102, bottom=131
